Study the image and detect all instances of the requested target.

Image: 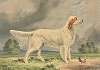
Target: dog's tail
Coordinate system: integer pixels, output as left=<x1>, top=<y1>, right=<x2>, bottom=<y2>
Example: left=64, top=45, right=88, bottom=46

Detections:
left=9, top=30, right=34, bottom=47
left=10, top=30, right=33, bottom=38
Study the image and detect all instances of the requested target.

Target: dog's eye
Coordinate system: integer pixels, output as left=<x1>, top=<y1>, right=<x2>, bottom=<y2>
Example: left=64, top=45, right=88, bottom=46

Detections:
left=82, top=19, right=83, bottom=23
left=74, top=17, right=77, bottom=20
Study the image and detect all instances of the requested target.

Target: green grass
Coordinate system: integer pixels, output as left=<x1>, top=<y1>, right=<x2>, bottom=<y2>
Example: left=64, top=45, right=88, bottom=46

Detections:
left=72, top=53, right=100, bottom=59
left=0, top=51, right=100, bottom=70
left=0, top=57, right=60, bottom=70
left=0, top=51, right=61, bottom=70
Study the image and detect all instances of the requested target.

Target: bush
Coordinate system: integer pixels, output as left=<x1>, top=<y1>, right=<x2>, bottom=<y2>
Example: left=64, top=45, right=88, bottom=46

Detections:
left=78, top=41, right=99, bottom=53
left=78, top=44, right=88, bottom=53
left=3, top=39, right=20, bottom=54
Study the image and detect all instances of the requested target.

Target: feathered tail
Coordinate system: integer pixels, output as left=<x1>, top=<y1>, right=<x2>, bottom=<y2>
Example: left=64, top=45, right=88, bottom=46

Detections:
left=10, top=30, right=33, bottom=37
left=9, top=30, right=33, bottom=47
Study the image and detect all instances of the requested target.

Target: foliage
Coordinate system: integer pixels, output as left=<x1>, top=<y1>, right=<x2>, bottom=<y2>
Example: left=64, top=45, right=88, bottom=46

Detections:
left=3, top=39, right=20, bottom=54
left=78, top=41, right=99, bottom=53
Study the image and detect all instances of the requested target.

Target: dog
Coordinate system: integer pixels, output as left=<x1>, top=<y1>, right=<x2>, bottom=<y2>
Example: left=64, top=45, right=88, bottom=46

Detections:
left=10, top=16, right=83, bottom=63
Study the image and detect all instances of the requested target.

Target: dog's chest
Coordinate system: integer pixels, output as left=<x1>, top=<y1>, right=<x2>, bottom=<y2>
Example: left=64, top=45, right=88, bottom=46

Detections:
left=62, top=30, right=74, bottom=43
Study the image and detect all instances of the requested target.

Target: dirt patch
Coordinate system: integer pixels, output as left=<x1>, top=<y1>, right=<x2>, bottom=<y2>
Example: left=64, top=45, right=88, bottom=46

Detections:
left=60, top=58, right=100, bottom=70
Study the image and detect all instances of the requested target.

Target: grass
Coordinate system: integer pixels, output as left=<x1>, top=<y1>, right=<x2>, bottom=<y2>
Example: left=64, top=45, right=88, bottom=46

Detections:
left=0, top=51, right=61, bottom=70
left=0, top=57, right=60, bottom=70
left=0, top=51, right=100, bottom=70
left=72, top=53, right=100, bottom=59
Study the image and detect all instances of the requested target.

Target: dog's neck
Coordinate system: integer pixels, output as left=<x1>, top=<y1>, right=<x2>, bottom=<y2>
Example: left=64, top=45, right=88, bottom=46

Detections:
left=64, top=16, right=78, bottom=31
left=62, top=25, right=74, bottom=39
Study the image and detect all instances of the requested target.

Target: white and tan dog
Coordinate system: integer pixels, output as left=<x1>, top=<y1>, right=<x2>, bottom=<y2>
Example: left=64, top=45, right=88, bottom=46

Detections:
left=10, top=16, right=83, bottom=63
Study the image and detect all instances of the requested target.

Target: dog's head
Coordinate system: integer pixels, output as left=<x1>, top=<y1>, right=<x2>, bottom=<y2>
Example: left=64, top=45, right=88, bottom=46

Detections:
left=67, top=16, right=83, bottom=30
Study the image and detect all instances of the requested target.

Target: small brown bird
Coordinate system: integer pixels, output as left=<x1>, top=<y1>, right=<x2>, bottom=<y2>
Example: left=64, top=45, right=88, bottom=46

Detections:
left=78, top=57, right=86, bottom=64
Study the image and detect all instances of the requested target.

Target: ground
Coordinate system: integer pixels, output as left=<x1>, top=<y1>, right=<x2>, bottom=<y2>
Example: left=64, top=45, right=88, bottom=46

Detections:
left=0, top=52, right=100, bottom=70
left=60, top=58, right=100, bottom=70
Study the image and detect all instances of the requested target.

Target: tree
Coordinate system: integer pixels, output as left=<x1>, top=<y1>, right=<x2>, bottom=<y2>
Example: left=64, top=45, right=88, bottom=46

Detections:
left=78, top=44, right=89, bottom=53
left=3, top=39, right=20, bottom=54
left=78, top=41, right=99, bottom=53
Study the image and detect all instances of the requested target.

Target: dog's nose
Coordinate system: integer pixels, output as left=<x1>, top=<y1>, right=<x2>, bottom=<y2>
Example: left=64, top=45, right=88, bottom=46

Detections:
left=80, top=19, right=83, bottom=24
left=82, top=19, right=83, bottom=23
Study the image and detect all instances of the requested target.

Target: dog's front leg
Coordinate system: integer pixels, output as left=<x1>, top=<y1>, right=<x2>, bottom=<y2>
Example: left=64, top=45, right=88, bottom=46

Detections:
left=67, top=46, right=71, bottom=61
left=60, top=46, right=64, bottom=61
left=60, top=46, right=68, bottom=63
left=64, top=46, right=69, bottom=63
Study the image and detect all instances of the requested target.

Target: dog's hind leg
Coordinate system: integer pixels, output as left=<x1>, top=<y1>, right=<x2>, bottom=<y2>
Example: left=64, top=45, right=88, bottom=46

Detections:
left=37, top=49, right=45, bottom=62
left=24, top=38, right=43, bottom=63
left=24, top=47, right=36, bottom=63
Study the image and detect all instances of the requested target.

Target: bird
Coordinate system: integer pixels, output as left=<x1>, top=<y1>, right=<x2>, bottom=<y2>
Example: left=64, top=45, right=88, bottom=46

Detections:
left=78, top=56, right=86, bottom=64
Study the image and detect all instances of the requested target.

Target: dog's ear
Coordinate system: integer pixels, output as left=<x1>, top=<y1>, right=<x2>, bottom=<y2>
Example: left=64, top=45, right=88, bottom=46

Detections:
left=68, top=16, right=77, bottom=30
